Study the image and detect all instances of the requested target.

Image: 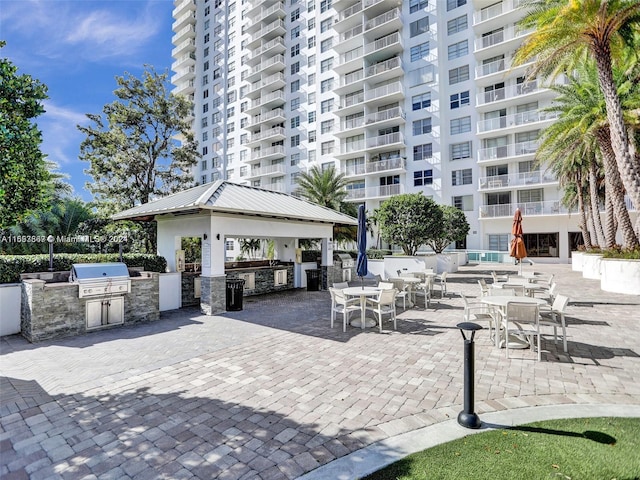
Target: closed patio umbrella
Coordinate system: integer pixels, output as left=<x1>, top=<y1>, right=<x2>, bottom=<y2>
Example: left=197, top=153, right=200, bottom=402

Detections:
left=510, top=208, right=527, bottom=275
left=356, top=204, right=368, bottom=288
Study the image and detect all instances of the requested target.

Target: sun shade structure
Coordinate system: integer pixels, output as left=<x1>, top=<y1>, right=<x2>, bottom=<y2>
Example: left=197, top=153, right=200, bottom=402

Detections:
left=510, top=208, right=527, bottom=275
left=356, top=204, right=368, bottom=288
left=112, top=180, right=357, bottom=225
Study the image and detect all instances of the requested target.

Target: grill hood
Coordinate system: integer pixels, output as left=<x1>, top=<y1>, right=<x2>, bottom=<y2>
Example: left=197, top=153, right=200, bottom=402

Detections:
left=70, top=262, right=130, bottom=282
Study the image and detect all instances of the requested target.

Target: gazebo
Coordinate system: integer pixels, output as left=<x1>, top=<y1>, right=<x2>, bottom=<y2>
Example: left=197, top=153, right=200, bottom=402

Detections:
left=112, top=181, right=357, bottom=314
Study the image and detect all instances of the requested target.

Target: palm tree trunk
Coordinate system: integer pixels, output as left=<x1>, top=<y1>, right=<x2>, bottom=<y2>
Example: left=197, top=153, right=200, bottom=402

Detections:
left=576, top=174, right=592, bottom=249
left=595, top=129, right=639, bottom=248
left=593, top=42, right=640, bottom=238
left=605, top=193, right=617, bottom=248
left=588, top=162, right=606, bottom=247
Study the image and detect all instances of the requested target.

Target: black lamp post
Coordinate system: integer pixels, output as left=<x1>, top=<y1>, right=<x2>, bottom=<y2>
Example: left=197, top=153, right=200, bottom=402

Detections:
left=47, top=235, right=55, bottom=272
left=456, top=321, right=482, bottom=429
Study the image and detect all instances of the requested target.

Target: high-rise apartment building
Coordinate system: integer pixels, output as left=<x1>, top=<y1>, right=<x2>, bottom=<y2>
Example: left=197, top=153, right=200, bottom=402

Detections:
left=171, top=0, right=588, bottom=263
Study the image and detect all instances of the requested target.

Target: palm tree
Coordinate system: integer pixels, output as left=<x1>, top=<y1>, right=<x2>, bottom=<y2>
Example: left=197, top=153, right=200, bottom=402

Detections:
left=537, top=59, right=639, bottom=247
left=515, top=0, right=640, bottom=235
left=296, top=165, right=356, bottom=244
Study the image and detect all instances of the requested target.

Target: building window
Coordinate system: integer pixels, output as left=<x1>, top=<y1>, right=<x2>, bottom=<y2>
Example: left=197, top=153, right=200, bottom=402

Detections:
left=291, top=8, right=300, bottom=21
left=291, top=80, right=300, bottom=92
left=410, top=65, right=435, bottom=86
left=291, top=26, right=300, bottom=38
left=523, top=233, right=559, bottom=257
left=447, top=15, right=467, bottom=35
left=448, top=40, right=468, bottom=60
left=320, top=0, right=332, bottom=13
left=308, top=54, right=316, bottom=67
left=291, top=152, right=300, bottom=165
left=320, top=119, right=334, bottom=134
left=320, top=38, right=333, bottom=53
left=321, top=140, right=335, bottom=155
left=291, top=62, right=300, bottom=75
left=413, top=143, right=433, bottom=161
left=320, top=58, right=333, bottom=72
left=410, top=0, right=429, bottom=13
left=321, top=99, right=334, bottom=113
left=450, top=116, right=471, bottom=134
left=410, top=41, right=430, bottom=61
left=488, top=234, right=509, bottom=251
left=308, top=111, right=316, bottom=123
left=308, top=0, right=315, bottom=12
left=453, top=195, right=473, bottom=211
left=308, top=92, right=316, bottom=104
left=413, top=118, right=432, bottom=135
left=291, top=116, right=300, bottom=128
left=308, top=17, right=315, bottom=30
left=410, top=17, right=429, bottom=37
left=291, top=134, right=300, bottom=147
left=320, top=78, right=333, bottom=93
left=449, top=65, right=470, bottom=84
left=450, top=91, right=470, bottom=109
left=308, top=73, right=315, bottom=85
left=447, top=0, right=466, bottom=11
left=308, top=36, right=316, bottom=48
left=451, top=141, right=471, bottom=160
left=414, top=169, right=433, bottom=186
left=320, top=18, right=333, bottom=32
left=452, top=168, right=472, bottom=185
left=291, top=97, right=300, bottom=110
left=291, top=44, right=300, bottom=57
left=202, top=116, right=208, bottom=128
left=412, top=92, right=431, bottom=111
left=202, top=147, right=208, bottom=156
left=309, top=130, right=316, bottom=142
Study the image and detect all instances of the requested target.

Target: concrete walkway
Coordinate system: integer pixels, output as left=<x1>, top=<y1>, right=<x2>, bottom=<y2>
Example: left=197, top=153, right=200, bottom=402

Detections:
left=1, top=263, right=639, bottom=479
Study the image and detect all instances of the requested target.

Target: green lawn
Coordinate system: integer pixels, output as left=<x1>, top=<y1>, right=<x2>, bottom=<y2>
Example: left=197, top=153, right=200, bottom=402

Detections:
left=362, top=417, right=640, bottom=480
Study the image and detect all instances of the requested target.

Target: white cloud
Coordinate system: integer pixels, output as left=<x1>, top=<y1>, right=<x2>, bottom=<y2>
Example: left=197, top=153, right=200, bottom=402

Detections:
left=38, top=102, right=88, bottom=165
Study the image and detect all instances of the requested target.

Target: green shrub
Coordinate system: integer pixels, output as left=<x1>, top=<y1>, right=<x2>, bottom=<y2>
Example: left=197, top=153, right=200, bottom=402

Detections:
left=0, top=253, right=167, bottom=284
left=366, top=248, right=392, bottom=259
left=602, top=247, right=640, bottom=260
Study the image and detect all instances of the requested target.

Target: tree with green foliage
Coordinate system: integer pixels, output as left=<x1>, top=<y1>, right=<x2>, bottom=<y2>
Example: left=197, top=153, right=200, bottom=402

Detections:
left=426, top=205, right=470, bottom=254
left=0, top=41, right=52, bottom=228
left=376, top=193, right=443, bottom=255
left=78, top=67, right=198, bottom=251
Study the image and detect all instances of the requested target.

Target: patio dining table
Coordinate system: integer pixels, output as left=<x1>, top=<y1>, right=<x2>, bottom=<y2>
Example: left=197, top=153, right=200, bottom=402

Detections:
left=388, top=276, right=422, bottom=307
left=343, top=286, right=381, bottom=329
left=481, top=295, right=547, bottom=348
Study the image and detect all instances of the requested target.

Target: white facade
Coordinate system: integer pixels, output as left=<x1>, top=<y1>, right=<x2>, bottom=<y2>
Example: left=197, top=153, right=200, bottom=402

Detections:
left=171, top=0, right=589, bottom=262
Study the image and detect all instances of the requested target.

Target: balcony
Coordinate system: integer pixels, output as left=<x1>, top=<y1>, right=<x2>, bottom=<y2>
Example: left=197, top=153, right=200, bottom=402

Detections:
left=249, top=145, right=286, bottom=163
left=476, top=55, right=534, bottom=81
left=247, top=72, right=286, bottom=99
left=364, top=31, right=402, bottom=60
left=246, top=2, right=285, bottom=32
left=479, top=200, right=568, bottom=219
left=473, top=0, right=523, bottom=25
left=245, top=54, right=285, bottom=82
left=173, top=0, right=195, bottom=17
left=247, top=19, right=286, bottom=48
left=246, top=163, right=286, bottom=179
left=365, top=56, right=402, bottom=81
left=339, top=24, right=364, bottom=44
left=172, top=24, right=196, bottom=45
left=364, top=7, right=401, bottom=37
left=342, top=156, right=406, bottom=178
left=246, top=90, right=286, bottom=115
left=477, top=110, right=560, bottom=134
left=247, top=37, right=286, bottom=66
left=171, top=38, right=196, bottom=57
left=345, top=183, right=404, bottom=201
left=247, top=108, right=286, bottom=129
left=478, top=171, right=558, bottom=191
left=364, top=106, right=405, bottom=126
left=336, top=46, right=364, bottom=74
left=172, top=11, right=196, bottom=31
left=476, top=80, right=544, bottom=106
left=366, top=131, right=404, bottom=150
left=335, top=1, right=363, bottom=32
left=337, top=91, right=365, bottom=116
left=171, top=52, right=196, bottom=72
left=173, top=79, right=195, bottom=96
left=247, top=127, right=286, bottom=146
left=475, top=25, right=534, bottom=52
left=478, top=140, right=539, bottom=162
left=171, top=65, right=195, bottom=85
left=365, top=81, right=404, bottom=104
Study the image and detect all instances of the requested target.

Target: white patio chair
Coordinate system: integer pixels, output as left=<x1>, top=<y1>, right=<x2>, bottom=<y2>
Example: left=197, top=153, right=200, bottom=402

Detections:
left=414, top=277, right=432, bottom=308
left=378, top=281, right=394, bottom=290
left=390, top=279, right=409, bottom=309
left=432, top=271, right=448, bottom=298
left=365, top=288, right=398, bottom=333
left=488, top=287, right=516, bottom=296
left=539, top=294, right=570, bottom=353
left=538, top=281, right=558, bottom=304
left=491, top=271, right=509, bottom=284
left=460, top=293, right=496, bottom=342
left=329, top=287, right=360, bottom=332
left=478, top=279, right=489, bottom=297
left=332, top=282, right=349, bottom=289
left=503, top=301, right=541, bottom=361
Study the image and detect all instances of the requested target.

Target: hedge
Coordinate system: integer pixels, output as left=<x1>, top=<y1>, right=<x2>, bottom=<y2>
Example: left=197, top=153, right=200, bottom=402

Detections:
left=0, top=253, right=167, bottom=284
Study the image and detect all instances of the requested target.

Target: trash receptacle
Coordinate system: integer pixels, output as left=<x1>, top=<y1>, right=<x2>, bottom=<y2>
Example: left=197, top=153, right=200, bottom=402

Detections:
left=305, top=269, right=320, bottom=291
left=226, top=279, right=245, bottom=311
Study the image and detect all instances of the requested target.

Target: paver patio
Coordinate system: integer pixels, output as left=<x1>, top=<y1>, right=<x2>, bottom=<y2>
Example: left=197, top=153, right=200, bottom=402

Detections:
left=1, top=263, right=639, bottom=479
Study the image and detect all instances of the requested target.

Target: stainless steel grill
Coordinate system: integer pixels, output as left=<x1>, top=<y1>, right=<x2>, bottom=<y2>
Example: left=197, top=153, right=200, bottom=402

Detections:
left=333, top=253, right=354, bottom=269
left=70, top=262, right=131, bottom=299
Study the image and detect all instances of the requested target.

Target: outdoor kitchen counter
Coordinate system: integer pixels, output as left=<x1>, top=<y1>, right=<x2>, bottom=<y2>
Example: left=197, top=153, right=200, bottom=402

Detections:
left=225, top=262, right=295, bottom=296
left=20, top=272, right=160, bottom=342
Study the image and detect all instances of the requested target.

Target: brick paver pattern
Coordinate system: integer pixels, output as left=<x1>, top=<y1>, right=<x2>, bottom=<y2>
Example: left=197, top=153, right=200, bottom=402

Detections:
left=1, top=264, right=639, bottom=479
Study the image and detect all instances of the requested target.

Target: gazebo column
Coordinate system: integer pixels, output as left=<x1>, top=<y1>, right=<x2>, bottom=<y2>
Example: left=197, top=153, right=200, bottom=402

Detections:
left=200, top=221, right=227, bottom=315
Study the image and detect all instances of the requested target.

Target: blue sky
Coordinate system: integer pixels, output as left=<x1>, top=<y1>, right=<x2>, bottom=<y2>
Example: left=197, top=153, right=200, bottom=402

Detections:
left=1, top=0, right=175, bottom=202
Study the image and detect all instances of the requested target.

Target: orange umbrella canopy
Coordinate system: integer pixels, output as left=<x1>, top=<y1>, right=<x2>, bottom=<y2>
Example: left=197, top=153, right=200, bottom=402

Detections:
left=510, top=208, right=527, bottom=259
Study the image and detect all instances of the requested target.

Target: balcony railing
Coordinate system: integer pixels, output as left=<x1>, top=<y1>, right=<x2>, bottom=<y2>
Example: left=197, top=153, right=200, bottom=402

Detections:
left=339, top=1, right=362, bottom=22
left=477, top=110, right=560, bottom=133
left=340, top=91, right=365, bottom=108
left=249, top=2, right=284, bottom=25
left=366, top=131, right=403, bottom=149
left=340, top=24, right=363, bottom=42
left=474, top=0, right=524, bottom=24
left=475, top=25, right=533, bottom=51
left=476, top=80, right=541, bottom=106
left=249, top=19, right=285, bottom=44
left=364, top=106, right=404, bottom=125
left=365, top=81, right=403, bottom=102
left=250, top=90, right=285, bottom=109
left=365, top=56, right=401, bottom=78
left=479, top=200, right=568, bottom=218
left=341, top=116, right=365, bottom=130
left=478, top=140, right=539, bottom=161
left=339, top=46, right=364, bottom=66
left=343, top=157, right=405, bottom=176
left=249, top=127, right=285, bottom=143
left=365, top=8, right=400, bottom=32
left=249, top=108, right=285, bottom=127
left=365, top=31, right=400, bottom=55
left=341, top=69, right=364, bottom=87
left=248, top=55, right=285, bottom=76
left=250, top=37, right=285, bottom=60
left=250, top=145, right=286, bottom=161
left=248, top=163, right=286, bottom=177
left=249, top=72, right=285, bottom=93
left=345, top=183, right=404, bottom=201
left=478, top=171, right=557, bottom=190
